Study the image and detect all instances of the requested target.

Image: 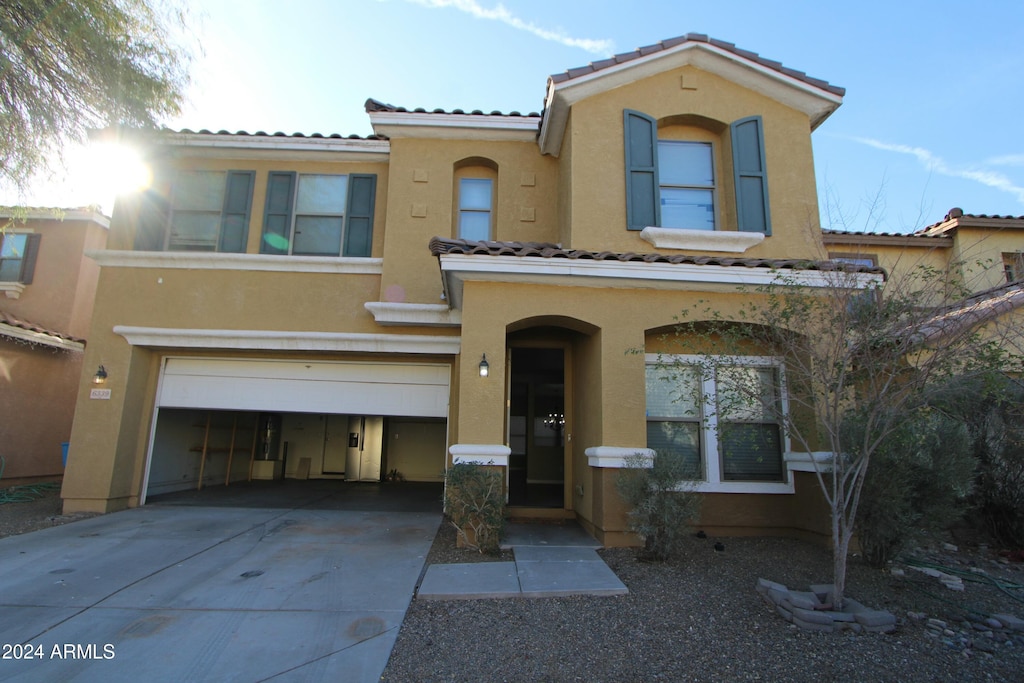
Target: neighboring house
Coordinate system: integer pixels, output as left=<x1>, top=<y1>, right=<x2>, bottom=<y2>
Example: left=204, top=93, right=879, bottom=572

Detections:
left=63, top=34, right=896, bottom=545
left=0, top=209, right=109, bottom=484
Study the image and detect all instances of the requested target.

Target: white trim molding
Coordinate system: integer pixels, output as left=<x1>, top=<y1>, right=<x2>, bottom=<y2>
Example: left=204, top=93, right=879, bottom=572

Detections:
left=364, top=302, right=462, bottom=327
left=450, top=444, right=510, bottom=467
left=586, top=446, right=654, bottom=468
left=88, top=250, right=383, bottom=275
left=113, top=326, right=461, bottom=355
left=784, top=451, right=834, bottom=473
left=639, top=227, right=765, bottom=253
left=0, top=282, right=26, bottom=299
left=368, top=111, right=540, bottom=142
left=438, top=253, right=883, bottom=309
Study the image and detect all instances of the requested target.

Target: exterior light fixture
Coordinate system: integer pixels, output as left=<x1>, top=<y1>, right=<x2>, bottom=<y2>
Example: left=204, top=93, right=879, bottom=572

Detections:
left=93, top=365, right=108, bottom=384
left=479, top=354, right=489, bottom=377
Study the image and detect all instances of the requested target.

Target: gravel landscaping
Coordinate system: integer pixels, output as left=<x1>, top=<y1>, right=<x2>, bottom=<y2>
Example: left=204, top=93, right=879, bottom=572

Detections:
left=4, top=492, right=1022, bottom=682
left=382, top=523, right=1024, bottom=683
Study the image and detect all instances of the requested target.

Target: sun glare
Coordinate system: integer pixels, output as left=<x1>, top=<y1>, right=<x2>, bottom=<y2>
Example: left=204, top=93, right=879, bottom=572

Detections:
left=88, top=143, right=152, bottom=198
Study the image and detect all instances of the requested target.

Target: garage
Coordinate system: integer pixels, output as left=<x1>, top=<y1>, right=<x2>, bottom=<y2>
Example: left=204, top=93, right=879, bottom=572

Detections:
left=142, top=358, right=450, bottom=501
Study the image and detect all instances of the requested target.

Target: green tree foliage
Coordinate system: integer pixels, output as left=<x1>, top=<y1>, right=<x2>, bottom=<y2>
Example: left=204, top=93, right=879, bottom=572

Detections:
left=0, top=0, right=189, bottom=190
left=657, top=262, right=1022, bottom=607
left=854, top=408, right=975, bottom=567
left=616, top=450, right=702, bottom=561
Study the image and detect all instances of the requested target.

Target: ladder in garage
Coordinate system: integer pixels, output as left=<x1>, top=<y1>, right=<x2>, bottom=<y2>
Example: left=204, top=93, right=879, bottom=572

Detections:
left=195, top=412, right=259, bottom=490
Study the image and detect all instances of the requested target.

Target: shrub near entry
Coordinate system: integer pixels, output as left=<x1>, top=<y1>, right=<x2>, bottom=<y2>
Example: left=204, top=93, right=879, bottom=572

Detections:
left=616, top=450, right=702, bottom=561
left=444, top=463, right=505, bottom=553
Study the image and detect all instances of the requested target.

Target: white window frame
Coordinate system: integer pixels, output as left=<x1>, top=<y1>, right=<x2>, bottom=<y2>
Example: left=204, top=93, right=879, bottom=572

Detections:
left=457, top=177, right=493, bottom=241
left=166, top=170, right=229, bottom=251
left=286, top=173, right=348, bottom=257
left=657, top=140, right=717, bottom=231
left=646, top=353, right=794, bottom=494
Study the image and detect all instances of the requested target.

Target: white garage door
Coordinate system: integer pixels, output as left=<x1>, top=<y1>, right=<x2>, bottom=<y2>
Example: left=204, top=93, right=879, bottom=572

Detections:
left=158, top=358, right=450, bottom=417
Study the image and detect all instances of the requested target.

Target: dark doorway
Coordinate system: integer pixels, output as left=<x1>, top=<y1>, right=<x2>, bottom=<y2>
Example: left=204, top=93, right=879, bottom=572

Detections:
left=509, top=347, right=565, bottom=507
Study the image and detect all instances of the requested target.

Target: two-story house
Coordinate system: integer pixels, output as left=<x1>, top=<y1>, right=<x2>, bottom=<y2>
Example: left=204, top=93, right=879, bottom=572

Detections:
left=1, top=208, right=108, bottom=484
left=63, top=34, right=888, bottom=545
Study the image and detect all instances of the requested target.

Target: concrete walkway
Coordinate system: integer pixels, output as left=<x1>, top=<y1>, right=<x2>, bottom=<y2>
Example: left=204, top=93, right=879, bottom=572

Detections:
left=417, top=522, right=628, bottom=600
left=0, top=503, right=439, bottom=683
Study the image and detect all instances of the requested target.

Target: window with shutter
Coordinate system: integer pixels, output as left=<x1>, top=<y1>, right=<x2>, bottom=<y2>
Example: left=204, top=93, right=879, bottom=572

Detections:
left=165, top=170, right=255, bottom=252
left=0, top=233, right=40, bottom=283
left=260, top=173, right=376, bottom=257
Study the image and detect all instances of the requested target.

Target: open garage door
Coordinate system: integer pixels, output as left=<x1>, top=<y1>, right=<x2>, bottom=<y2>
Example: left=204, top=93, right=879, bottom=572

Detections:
left=157, top=358, right=450, bottom=417
left=143, top=358, right=450, bottom=501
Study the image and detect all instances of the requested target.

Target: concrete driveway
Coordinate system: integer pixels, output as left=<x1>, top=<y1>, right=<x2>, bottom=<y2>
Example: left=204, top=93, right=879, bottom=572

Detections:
left=0, top=493, right=441, bottom=682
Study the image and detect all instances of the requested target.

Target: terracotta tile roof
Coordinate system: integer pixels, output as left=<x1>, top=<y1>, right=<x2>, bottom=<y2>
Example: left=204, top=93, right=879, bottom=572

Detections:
left=429, top=237, right=885, bottom=275
left=916, top=208, right=1024, bottom=236
left=896, top=281, right=1024, bottom=347
left=0, top=311, right=85, bottom=345
left=364, top=98, right=541, bottom=119
left=164, top=127, right=388, bottom=141
left=548, top=33, right=845, bottom=97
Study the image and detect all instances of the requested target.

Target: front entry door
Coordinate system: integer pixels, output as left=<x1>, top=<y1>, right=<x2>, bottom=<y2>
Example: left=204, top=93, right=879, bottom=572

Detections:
left=509, top=348, right=565, bottom=507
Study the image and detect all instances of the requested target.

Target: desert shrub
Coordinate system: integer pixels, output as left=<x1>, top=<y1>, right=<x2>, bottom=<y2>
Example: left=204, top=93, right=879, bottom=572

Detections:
left=939, top=376, right=1024, bottom=547
left=444, top=463, right=505, bottom=554
left=616, top=450, right=702, bottom=561
left=854, top=408, right=975, bottom=567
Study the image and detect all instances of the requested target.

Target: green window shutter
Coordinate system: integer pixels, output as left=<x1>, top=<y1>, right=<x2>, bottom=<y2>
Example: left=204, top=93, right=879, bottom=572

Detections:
left=134, top=189, right=170, bottom=251
left=731, top=116, right=772, bottom=235
left=624, top=109, right=659, bottom=231
left=219, top=171, right=255, bottom=253
left=18, top=233, right=41, bottom=284
left=261, top=172, right=296, bottom=254
left=343, top=174, right=376, bottom=257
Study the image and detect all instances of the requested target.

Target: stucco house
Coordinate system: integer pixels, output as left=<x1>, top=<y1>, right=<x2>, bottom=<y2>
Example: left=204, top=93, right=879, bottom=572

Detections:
left=67, top=33, right=1016, bottom=546
left=1, top=209, right=108, bottom=484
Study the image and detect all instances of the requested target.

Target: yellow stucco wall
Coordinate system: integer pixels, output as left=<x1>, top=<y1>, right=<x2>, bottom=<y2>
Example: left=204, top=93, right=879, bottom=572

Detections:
left=561, top=65, right=823, bottom=258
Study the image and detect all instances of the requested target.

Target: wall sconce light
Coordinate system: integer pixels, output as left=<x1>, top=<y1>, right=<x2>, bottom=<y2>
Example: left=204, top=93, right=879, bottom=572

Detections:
left=478, top=354, right=489, bottom=377
left=93, top=365, right=108, bottom=384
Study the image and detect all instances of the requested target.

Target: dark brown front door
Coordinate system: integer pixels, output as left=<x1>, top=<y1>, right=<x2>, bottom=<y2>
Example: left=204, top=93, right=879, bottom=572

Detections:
left=508, top=347, right=565, bottom=507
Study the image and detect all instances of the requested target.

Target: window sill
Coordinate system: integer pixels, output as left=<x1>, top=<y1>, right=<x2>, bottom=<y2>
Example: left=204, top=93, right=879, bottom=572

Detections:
left=0, top=282, right=25, bottom=299
left=639, top=227, right=765, bottom=253
left=87, top=250, right=383, bottom=274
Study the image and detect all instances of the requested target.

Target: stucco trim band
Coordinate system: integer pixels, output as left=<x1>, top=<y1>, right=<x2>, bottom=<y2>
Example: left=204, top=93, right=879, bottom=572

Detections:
left=784, top=451, right=834, bottom=473
left=88, top=250, right=383, bottom=274
left=639, top=227, right=765, bottom=253
left=586, top=446, right=655, bottom=468
left=364, top=302, right=462, bottom=327
left=113, top=326, right=461, bottom=355
left=450, top=444, right=511, bottom=467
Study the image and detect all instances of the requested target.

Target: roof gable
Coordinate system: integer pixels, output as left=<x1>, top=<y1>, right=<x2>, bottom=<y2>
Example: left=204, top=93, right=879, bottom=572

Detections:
left=538, top=33, right=844, bottom=156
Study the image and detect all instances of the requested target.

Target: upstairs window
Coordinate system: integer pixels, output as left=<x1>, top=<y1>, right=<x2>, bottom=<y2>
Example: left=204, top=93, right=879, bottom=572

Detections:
left=658, top=141, right=716, bottom=230
left=166, top=171, right=254, bottom=252
left=458, top=178, right=493, bottom=241
left=1004, top=252, right=1024, bottom=283
left=625, top=110, right=771, bottom=235
left=261, top=172, right=376, bottom=257
left=0, top=233, right=40, bottom=283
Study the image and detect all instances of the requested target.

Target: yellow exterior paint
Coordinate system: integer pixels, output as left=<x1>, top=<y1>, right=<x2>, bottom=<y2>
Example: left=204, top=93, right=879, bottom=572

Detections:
left=61, top=37, right=1024, bottom=547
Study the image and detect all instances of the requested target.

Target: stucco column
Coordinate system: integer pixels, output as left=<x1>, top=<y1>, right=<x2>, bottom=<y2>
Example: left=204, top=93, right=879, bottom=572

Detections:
left=449, top=283, right=509, bottom=459
left=62, top=341, right=156, bottom=513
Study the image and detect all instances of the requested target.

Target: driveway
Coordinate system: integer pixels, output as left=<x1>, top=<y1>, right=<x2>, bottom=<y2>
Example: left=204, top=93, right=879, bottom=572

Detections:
left=0, top=494, right=440, bottom=682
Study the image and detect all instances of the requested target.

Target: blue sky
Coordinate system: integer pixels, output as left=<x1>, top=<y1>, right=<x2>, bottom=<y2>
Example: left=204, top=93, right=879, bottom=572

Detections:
left=9, top=0, right=1024, bottom=233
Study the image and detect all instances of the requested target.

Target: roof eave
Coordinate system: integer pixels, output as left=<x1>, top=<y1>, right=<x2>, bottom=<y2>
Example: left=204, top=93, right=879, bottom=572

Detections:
left=538, top=41, right=843, bottom=157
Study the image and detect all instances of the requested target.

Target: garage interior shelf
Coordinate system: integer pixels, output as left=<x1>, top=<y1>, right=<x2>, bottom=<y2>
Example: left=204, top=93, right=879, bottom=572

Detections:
left=190, top=412, right=259, bottom=490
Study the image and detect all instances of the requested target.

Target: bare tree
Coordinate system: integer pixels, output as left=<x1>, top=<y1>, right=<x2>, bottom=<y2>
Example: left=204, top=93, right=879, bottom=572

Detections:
left=654, top=261, right=1024, bottom=607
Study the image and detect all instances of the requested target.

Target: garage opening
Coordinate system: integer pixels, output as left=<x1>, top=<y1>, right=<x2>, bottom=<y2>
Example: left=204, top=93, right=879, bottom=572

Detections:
left=142, top=358, right=450, bottom=503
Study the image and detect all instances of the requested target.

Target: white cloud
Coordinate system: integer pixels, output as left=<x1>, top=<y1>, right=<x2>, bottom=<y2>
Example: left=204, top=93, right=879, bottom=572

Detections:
left=402, top=0, right=614, bottom=55
left=854, top=137, right=1024, bottom=205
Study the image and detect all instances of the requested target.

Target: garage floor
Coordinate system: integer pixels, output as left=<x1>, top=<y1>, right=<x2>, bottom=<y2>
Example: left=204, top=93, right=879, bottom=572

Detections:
left=147, top=480, right=444, bottom=513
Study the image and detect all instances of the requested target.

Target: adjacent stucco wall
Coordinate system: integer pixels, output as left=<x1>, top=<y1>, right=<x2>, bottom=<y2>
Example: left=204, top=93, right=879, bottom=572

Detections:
left=561, top=64, right=823, bottom=259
